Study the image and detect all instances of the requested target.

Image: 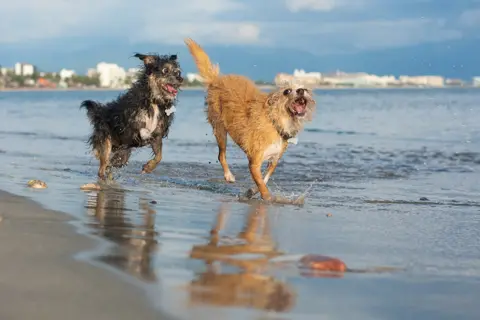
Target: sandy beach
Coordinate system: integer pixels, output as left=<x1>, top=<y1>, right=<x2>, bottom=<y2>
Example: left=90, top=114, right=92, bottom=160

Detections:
left=0, top=190, right=165, bottom=320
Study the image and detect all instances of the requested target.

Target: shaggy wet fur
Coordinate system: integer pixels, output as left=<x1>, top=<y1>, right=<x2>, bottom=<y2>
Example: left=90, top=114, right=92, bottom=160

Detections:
left=184, top=38, right=316, bottom=202
left=81, top=53, right=183, bottom=179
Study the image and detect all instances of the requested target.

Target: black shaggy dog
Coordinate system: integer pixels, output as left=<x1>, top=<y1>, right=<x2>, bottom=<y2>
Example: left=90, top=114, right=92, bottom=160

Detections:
left=81, top=53, right=183, bottom=180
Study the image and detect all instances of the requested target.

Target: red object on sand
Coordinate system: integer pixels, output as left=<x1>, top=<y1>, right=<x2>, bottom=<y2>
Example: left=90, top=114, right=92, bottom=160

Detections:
left=299, top=254, right=347, bottom=272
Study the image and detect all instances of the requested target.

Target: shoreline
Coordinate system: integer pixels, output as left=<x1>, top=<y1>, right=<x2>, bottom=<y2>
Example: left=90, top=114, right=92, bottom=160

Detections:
left=0, top=85, right=477, bottom=93
left=0, top=189, right=166, bottom=320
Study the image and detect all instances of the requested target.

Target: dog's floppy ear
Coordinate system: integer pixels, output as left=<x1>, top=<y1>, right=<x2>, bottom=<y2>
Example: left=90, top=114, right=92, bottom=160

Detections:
left=134, top=53, right=156, bottom=66
left=169, top=54, right=177, bottom=61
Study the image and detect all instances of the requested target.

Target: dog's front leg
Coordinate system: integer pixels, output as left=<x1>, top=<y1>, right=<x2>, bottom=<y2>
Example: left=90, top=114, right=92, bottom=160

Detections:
left=98, top=137, right=112, bottom=180
left=141, top=137, right=163, bottom=174
left=245, top=159, right=279, bottom=199
left=248, top=159, right=272, bottom=202
left=245, top=142, right=287, bottom=199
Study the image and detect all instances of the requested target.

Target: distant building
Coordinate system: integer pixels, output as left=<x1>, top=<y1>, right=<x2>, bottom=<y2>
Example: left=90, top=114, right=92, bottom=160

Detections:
left=86, top=68, right=98, bottom=78
left=399, top=75, right=444, bottom=87
left=292, top=69, right=322, bottom=85
left=0, top=67, right=11, bottom=76
left=126, top=68, right=140, bottom=81
left=127, top=67, right=140, bottom=75
left=59, top=68, right=75, bottom=80
left=14, top=62, right=36, bottom=76
left=445, top=78, right=465, bottom=86
left=274, top=73, right=294, bottom=86
left=186, top=72, right=204, bottom=83
left=473, top=77, right=480, bottom=87
left=37, top=78, right=56, bottom=89
left=96, top=62, right=126, bottom=88
left=322, top=71, right=397, bottom=87
left=24, top=78, right=35, bottom=86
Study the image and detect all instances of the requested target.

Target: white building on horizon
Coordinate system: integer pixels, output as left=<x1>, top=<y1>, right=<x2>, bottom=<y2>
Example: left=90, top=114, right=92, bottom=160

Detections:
left=0, top=67, right=11, bottom=76
left=399, top=75, right=444, bottom=87
left=86, top=68, right=98, bottom=78
left=96, top=62, right=126, bottom=88
left=292, top=69, right=322, bottom=85
left=473, top=77, right=480, bottom=87
left=59, top=68, right=76, bottom=80
left=126, top=67, right=140, bottom=79
left=186, top=72, right=203, bottom=83
left=14, top=62, right=35, bottom=76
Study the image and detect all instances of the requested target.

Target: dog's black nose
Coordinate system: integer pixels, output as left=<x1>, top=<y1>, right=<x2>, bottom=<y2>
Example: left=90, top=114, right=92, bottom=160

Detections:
left=296, top=88, right=305, bottom=95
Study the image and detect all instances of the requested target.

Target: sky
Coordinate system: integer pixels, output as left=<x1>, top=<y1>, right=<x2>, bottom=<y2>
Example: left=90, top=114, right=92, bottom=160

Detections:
left=0, top=0, right=479, bottom=79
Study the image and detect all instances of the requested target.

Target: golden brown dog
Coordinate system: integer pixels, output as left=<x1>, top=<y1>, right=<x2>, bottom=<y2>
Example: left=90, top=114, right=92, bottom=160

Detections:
left=184, top=38, right=316, bottom=202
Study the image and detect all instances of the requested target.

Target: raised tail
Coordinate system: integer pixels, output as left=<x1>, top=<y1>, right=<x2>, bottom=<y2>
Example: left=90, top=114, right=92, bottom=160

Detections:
left=184, top=38, right=219, bottom=85
left=80, top=100, right=108, bottom=152
left=80, top=100, right=104, bottom=125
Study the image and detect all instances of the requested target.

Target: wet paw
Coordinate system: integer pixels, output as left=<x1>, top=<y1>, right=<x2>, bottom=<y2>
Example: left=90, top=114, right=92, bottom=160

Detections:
left=245, top=187, right=257, bottom=198
left=141, top=162, right=154, bottom=174
left=224, top=171, right=236, bottom=183
left=261, top=195, right=273, bottom=203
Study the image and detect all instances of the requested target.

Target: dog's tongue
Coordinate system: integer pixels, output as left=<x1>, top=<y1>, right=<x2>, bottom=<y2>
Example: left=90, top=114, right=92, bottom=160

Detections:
left=293, top=102, right=306, bottom=115
left=166, top=84, right=178, bottom=95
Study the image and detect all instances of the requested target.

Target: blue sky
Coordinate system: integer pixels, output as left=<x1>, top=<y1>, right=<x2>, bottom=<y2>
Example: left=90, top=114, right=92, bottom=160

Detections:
left=1, top=0, right=479, bottom=78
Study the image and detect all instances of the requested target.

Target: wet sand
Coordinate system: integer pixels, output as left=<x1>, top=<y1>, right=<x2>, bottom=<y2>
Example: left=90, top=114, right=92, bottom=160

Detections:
left=0, top=190, right=164, bottom=320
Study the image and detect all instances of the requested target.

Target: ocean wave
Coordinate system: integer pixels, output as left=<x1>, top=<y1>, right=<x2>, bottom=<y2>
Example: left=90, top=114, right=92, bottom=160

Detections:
left=305, top=128, right=377, bottom=136
left=0, top=130, right=86, bottom=142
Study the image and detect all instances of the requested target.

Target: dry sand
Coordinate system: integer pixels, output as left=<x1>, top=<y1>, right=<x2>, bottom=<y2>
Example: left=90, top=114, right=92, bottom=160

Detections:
left=0, top=190, right=164, bottom=320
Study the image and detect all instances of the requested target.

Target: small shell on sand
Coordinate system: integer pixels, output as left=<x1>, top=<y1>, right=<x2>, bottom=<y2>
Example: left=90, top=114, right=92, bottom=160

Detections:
left=80, top=183, right=101, bottom=191
left=27, top=180, right=47, bottom=189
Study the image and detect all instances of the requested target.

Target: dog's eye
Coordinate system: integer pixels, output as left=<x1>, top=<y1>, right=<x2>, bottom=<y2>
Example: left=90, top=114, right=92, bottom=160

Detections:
left=174, top=70, right=180, bottom=76
left=283, top=89, right=292, bottom=95
left=162, top=68, right=168, bottom=74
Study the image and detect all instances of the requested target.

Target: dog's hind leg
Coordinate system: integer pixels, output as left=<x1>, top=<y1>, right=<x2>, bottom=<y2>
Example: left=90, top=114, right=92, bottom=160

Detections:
left=142, top=137, right=163, bottom=174
left=97, top=137, right=112, bottom=180
left=213, top=124, right=235, bottom=183
left=110, top=149, right=132, bottom=168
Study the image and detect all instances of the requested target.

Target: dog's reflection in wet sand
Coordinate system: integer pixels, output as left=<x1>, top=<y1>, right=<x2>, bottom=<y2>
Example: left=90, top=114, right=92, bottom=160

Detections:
left=84, top=189, right=159, bottom=282
left=188, top=203, right=295, bottom=313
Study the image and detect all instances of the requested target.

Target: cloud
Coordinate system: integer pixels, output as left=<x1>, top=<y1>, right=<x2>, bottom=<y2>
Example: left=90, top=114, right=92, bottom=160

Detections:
left=0, top=0, right=469, bottom=53
left=261, top=18, right=462, bottom=53
left=285, top=0, right=367, bottom=12
left=132, top=0, right=261, bottom=45
left=459, top=8, right=480, bottom=27
left=0, top=0, right=259, bottom=45
left=0, top=0, right=117, bottom=43
left=134, top=22, right=261, bottom=45
left=285, top=0, right=339, bottom=12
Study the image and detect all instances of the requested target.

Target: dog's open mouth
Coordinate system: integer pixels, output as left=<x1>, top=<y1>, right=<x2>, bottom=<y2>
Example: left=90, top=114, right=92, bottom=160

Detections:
left=162, top=84, right=178, bottom=96
left=291, top=97, right=307, bottom=117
